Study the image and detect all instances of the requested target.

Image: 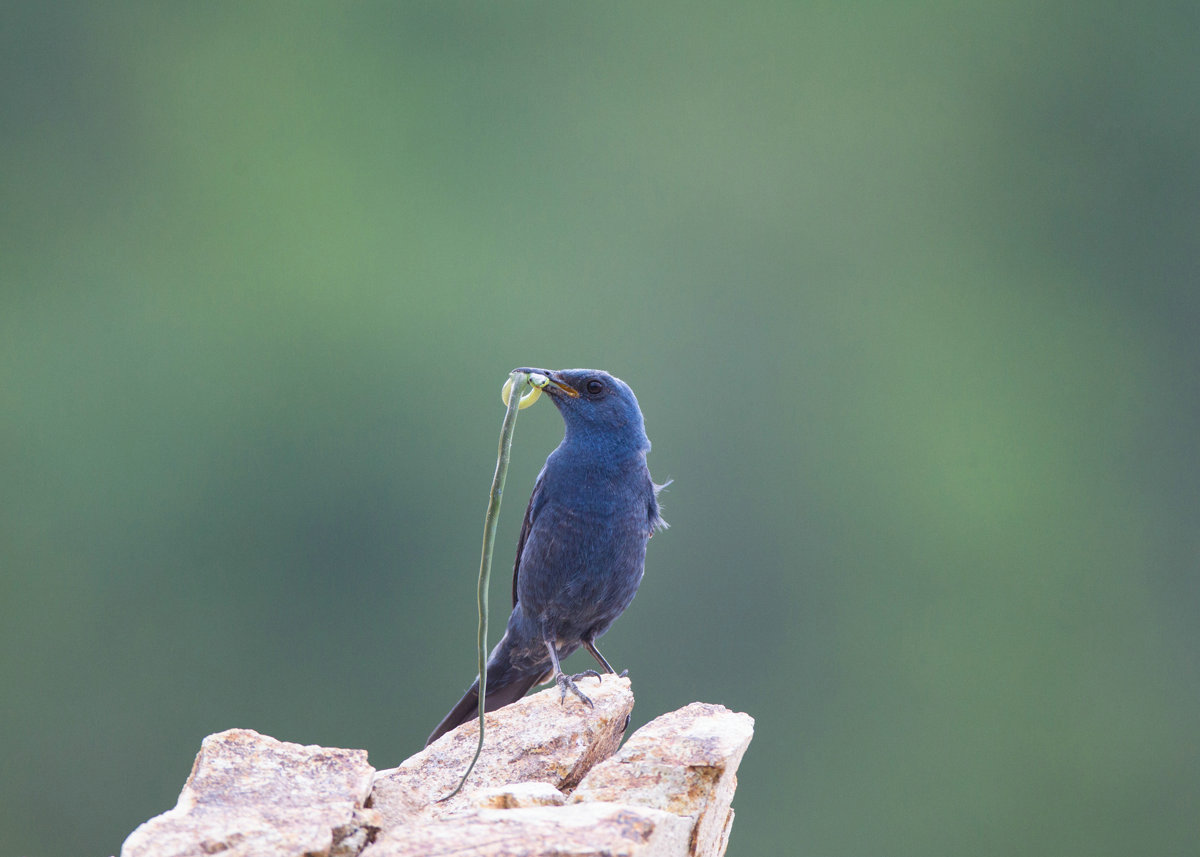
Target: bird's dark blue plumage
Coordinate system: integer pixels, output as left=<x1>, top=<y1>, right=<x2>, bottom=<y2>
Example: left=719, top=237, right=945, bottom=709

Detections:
left=426, top=368, right=666, bottom=746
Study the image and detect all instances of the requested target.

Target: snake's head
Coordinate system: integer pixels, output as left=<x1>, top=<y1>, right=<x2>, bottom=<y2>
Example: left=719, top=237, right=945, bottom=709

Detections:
left=502, top=368, right=579, bottom=409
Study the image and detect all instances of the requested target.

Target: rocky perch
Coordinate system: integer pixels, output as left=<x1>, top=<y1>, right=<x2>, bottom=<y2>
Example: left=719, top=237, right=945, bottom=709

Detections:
left=120, top=678, right=754, bottom=857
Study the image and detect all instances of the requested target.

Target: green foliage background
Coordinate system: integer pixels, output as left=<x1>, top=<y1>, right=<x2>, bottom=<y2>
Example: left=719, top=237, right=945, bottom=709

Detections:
left=2, top=4, right=1197, bottom=855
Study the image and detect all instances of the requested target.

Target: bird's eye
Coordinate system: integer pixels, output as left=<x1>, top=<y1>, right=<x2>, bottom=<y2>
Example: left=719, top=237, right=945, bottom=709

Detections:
left=586, top=379, right=604, bottom=395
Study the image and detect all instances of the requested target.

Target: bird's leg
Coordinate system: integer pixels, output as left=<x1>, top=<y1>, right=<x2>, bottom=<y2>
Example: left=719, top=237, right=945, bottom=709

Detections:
left=582, top=639, right=628, bottom=677
left=543, top=639, right=600, bottom=708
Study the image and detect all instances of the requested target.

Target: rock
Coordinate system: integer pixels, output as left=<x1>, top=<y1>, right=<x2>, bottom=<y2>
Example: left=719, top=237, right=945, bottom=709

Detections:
left=470, top=781, right=567, bottom=809
left=120, top=728, right=377, bottom=857
left=118, top=682, right=754, bottom=857
left=369, top=675, right=635, bottom=826
left=362, top=802, right=692, bottom=857
left=366, top=690, right=755, bottom=857
left=571, top=703, right=755, bottom=857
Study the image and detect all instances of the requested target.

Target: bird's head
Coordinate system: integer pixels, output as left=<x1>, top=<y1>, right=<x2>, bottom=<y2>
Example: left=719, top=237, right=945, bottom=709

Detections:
left=513, top=367, right=651, bottom=454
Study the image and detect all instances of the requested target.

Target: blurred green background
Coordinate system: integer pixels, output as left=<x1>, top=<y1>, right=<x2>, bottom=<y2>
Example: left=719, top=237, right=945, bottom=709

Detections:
left=3, top=3, right=1197, bottom=856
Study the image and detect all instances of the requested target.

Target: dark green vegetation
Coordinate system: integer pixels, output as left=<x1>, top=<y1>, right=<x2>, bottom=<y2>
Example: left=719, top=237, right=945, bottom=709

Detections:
left=2, top=4, right=1196, bottom=856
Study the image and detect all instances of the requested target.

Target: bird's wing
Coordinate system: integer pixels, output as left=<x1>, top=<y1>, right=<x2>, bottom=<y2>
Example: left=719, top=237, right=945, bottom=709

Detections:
left=511, top=468, right=547, bottom=608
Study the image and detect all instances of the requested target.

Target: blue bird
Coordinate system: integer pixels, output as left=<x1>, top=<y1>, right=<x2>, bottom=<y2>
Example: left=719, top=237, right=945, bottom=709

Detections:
left=427, top=368, right=667, bottom=746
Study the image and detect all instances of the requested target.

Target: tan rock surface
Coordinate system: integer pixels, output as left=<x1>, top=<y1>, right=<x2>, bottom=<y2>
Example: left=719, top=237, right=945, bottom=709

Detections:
left=571, top=703, right=754, bottom=857
left=370, top=675, right=634, bottom=826
left=362, top=802, right=692, bottom=857
left=470, top=781, right=568, bottom=809
left=117, top=682, right=754, bottom=857
left=120, top=728, right=377, bottom=857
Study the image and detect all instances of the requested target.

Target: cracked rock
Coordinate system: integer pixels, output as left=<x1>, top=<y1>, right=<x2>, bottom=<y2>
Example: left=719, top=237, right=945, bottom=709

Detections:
left=117, top=681, right=753, bottom=857
left=370, top=676, right=635, bottom=827
left=120, top=729, right=377, bottom=857
left=571, top=703, right=755, bottom=857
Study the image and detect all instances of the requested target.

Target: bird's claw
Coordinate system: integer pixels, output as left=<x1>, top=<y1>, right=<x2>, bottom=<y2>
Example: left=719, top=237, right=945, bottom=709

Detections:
left=556, top=671, right=601, bottom=708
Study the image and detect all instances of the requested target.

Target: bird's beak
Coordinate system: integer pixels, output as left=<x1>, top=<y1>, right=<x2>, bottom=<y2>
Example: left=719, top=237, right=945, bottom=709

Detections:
left=515, top=368, right=579, bottom=398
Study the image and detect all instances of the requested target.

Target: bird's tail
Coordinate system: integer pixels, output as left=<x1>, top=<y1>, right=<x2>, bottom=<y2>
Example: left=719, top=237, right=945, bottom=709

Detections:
left=425, top=634, right=546, bottom=747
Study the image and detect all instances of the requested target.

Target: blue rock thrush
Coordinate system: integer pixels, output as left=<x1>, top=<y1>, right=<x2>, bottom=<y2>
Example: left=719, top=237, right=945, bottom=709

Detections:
left=426, top=368, right=667, bottom=746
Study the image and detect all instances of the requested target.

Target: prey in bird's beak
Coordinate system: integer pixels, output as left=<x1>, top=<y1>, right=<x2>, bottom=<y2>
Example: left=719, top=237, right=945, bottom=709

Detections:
left=524, top=369, right=579, bottom=398
left=502, top=368, right=579, bottom=410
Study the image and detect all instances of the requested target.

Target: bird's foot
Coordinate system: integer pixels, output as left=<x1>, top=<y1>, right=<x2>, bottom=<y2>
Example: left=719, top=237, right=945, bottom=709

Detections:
left=556, top=670, right=602, bottom=707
